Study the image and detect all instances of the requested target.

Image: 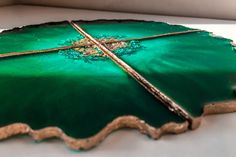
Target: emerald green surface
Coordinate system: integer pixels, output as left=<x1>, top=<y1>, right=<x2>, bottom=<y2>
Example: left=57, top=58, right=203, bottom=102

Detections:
left=0, top=20, right=235, bottom=138
left=0, top=21, right=184, bottom=138
left=80, top=21, right=236, bottom=116
left=0, top=23, right=82, bottom=54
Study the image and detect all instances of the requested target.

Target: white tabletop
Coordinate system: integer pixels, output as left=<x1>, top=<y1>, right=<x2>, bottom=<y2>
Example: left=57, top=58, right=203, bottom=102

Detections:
left=0, top=5, right=236, bottom=157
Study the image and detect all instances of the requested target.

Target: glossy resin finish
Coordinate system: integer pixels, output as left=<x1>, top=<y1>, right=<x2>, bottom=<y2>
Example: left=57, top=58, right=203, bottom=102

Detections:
left=0, top=20, right=235, bottom=149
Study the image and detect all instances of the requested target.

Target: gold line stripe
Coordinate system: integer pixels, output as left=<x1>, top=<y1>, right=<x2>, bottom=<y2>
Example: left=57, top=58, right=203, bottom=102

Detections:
left=69, top=21, right=194, bottom=123
left=0, top=28, right=202, bottom=59
left=0, top=45, right=75, bottom=58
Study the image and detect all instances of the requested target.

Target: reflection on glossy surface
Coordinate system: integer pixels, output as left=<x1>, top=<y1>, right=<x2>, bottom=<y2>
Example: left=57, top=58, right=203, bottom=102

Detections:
left=0, top=20, right=235, bottom=138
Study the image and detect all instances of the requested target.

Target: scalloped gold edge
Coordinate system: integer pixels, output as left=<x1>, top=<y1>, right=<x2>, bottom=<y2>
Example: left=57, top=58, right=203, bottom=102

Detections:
left=0, top=100, right=235, bottom=150
left=191, top=100, right=236, bottom=129
left=0, top=116, right=188, bottom=150
left=0, top=21, right=235, bottom=150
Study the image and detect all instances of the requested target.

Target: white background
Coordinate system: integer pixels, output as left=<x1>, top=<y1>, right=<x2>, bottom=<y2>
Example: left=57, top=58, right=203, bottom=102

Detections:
left=1, top=0, right=236, bottom=20
left=0, top=5, right=236, bottom=157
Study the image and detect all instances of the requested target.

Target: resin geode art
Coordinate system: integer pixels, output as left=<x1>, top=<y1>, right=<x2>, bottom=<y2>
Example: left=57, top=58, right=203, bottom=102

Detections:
left=0, top=20, right=235, bottom=150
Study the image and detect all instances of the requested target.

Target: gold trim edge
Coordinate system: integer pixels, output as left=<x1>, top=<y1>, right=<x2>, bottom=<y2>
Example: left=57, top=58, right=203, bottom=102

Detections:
left=0, top=100, right=235, bottom=150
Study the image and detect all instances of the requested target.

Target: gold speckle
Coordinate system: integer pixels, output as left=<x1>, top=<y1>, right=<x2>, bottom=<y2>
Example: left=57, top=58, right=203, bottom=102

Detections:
left=73, top=38, right=127, bottom=57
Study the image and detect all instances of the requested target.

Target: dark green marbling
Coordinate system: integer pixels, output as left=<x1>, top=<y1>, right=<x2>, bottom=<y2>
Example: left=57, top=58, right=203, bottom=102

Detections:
left=80, top=21, right=236, bottom=116
left=0, top=21, right=184, bottom=138
left=0, top=21, right=235, bottom=138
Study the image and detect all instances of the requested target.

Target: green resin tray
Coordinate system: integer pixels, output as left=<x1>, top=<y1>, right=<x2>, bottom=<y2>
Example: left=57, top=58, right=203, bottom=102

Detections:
left=0, top=20, right=235, bottom=150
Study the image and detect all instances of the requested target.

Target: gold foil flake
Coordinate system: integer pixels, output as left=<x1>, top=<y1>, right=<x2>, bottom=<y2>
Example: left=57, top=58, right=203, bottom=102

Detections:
left=73, top=38, right=128, bottom=57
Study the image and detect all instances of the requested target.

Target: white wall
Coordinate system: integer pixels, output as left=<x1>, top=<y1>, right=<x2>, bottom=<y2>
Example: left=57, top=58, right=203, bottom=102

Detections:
left=0, top=0, right=15, bottom=6
left=1, top=0, right=236, bottom=20
left=18, top=0, right=236, bottom=20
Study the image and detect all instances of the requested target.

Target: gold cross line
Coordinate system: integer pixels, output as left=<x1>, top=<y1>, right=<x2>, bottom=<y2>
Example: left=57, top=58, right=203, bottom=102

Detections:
left=0, top=22, right=202, bottom=58
left=69, top=21, right=194, bottom=126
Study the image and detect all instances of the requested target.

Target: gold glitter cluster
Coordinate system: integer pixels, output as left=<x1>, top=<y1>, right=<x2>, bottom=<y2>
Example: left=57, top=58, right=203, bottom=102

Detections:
left=73, top=38, right=127, bottom=57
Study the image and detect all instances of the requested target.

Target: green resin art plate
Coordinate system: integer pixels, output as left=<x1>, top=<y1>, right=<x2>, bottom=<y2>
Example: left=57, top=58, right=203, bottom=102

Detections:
left=0, top=20, right=235, bottom=150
